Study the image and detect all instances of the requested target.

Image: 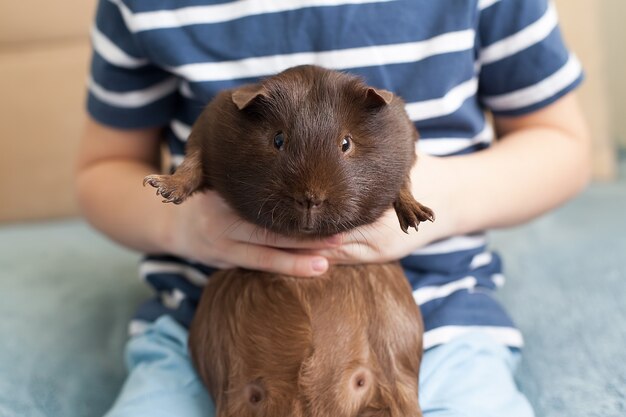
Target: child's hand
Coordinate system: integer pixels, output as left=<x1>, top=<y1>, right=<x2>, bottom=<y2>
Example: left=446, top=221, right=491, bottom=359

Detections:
left=297, top=207, right=438, bottom=265
left=163, top=190, right=339, bottom=277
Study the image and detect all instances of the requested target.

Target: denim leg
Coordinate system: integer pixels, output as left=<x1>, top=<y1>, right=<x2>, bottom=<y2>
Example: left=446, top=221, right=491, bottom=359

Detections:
left=419, top=331, right=535, bottom=417
left=103, top=316, right=214, bottom=417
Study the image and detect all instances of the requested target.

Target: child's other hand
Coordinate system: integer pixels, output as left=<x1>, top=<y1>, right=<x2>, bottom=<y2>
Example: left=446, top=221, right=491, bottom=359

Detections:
left=162, top=191, right=338, bottom=277
left=299, top=207, right=436, bottom=265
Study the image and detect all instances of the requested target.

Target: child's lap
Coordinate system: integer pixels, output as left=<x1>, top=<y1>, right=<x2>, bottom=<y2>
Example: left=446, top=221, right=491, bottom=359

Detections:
left=104, top=316, right=534, bottom=417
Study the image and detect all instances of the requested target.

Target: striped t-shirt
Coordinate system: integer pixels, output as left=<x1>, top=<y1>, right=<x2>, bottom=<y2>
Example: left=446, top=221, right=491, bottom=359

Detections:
left=88, top=0, right=583, bottom=350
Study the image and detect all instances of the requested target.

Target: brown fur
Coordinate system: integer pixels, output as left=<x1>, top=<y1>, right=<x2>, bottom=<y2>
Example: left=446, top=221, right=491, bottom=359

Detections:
left=144, top=65, right=434, bottom=417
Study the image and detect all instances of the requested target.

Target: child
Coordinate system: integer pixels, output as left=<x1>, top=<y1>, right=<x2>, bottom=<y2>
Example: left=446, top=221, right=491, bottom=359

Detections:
left=76, top=0, right=590, bottom=415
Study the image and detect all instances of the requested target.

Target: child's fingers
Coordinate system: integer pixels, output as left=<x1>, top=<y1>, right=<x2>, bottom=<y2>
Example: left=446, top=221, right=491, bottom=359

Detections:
left=293, top=244, right=376, bottom=265
left=224, top=243, right=329, bottom=277
left=228, top=225, right=342, bottom=250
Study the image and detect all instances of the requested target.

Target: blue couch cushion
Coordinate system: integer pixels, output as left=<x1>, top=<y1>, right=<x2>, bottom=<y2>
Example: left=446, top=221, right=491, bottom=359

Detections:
left=0, top=221, right=146, bottom=417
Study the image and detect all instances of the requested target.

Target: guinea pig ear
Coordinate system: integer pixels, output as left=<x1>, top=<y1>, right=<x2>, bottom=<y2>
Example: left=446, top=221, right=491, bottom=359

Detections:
left=232, top=84, right=269, bottom=110
left=393, top=183, right=435, bottom=233
left=365, top=87, right=394, bottom=108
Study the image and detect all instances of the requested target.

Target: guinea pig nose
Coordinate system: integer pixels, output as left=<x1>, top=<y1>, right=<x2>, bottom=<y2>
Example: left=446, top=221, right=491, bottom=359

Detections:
left=294, top=192, right=325, bottom=209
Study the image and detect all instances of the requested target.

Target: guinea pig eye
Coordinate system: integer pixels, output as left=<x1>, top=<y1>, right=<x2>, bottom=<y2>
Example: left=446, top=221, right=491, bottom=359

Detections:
left=341, top=135, right=352, bottom=153
left=273, top=131, right=285, bottom=151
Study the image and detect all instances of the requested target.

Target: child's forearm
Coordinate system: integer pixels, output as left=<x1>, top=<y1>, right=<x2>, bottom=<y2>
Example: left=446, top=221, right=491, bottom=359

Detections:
left=411, top=94, right=591, bottom=240
left=75, top=120, right=175, bottom=254
left=76, top=158, right=175, bottom=254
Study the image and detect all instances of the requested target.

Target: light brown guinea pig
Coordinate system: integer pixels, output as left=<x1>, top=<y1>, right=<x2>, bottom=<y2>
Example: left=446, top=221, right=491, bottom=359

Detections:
left=144, top=65, right=434, bottom=417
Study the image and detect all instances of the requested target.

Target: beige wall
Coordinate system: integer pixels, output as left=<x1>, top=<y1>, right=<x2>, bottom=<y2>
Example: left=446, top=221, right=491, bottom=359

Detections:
left=601, top=0, right=626, bottom=148
left=555, top=0, right=618, bottom=180
left=0, top=1, right=96, bottom=223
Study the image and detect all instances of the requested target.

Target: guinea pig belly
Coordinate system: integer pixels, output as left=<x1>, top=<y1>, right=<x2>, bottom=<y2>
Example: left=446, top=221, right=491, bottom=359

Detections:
left=188, top=264, right=424, bottom=417
left=304, top=263, right=424, bottom=416
left=306, top=263, right=424, bottom=383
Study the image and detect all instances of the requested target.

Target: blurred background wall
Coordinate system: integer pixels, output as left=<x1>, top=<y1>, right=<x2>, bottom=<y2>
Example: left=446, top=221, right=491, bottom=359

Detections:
left=554, top=0, right=623, bottom=180
left=0, top=0, right=624, bottom=223
left=601, top=0, right=626, bottom=149
left=0, top=1, right=96, bottom=222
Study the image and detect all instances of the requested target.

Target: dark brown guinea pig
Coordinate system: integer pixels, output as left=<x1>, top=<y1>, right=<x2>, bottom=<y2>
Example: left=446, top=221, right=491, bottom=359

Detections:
left=144, top=65, right=434, bottom=417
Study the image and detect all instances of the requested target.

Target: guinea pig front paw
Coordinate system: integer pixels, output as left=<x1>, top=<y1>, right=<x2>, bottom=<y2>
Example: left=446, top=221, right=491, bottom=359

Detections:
left=393, top=194, right=435, bottom=234
left=143, top=174, right=189, bottom=204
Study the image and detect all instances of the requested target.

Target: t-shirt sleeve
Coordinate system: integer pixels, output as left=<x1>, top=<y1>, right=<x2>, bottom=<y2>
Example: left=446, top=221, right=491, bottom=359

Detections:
left=87, top=0, right=179, bottom=129
left=477, top=0, right=584, bottom=116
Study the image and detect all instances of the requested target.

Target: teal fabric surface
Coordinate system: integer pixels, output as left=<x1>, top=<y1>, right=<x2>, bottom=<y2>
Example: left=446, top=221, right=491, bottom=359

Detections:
left=491, top=174, right=626, bottom=417
left=0, top=222, right=147, bottom=417
left=1, top=168, right=625, bottom=417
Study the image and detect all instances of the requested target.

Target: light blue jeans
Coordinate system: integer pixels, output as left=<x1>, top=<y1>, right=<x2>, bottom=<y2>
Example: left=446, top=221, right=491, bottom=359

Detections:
left=104, top=316, right=534, bottom=417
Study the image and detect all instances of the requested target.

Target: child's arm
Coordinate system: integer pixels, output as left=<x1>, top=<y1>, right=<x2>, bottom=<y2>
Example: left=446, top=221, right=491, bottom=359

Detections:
left=437, top=92, right=591, bottom=235
left=75, top=120, right=168, bottom=254
left=75, top=118, right=336, bottom=276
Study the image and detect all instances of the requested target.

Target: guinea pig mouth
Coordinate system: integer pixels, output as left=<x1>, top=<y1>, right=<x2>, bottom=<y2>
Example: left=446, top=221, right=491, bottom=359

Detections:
left=274, top=208, right=336, bottom=238
left=299, top=225, right=317, bottom=235
left=290, top=213, right=323, bottom=236
left=296, top=201, right=345, bottom=237
left=268, top=216, right=337, bottom=238
left=251, top=197, right=344, bottom=237
left=301, top=211, right=317, bottom=231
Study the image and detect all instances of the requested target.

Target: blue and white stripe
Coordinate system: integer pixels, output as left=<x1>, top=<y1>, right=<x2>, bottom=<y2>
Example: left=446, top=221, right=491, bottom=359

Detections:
left=483, top=53, right=582, bottom=111
left=479, top=1, right=559, bottom=66
left=109, top=0, right=396, bottom=32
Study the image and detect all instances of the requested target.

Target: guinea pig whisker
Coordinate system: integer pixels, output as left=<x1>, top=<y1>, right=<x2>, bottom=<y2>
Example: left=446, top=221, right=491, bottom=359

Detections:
left=247, top=225, right=263, bottom=249
left=363, top=229, right=379, bottom=255
left=256, top=193, right=275, bottom=221
left=259, top=195, right=280, bottom=215
left=218, top=218, right=247, bottom=243
left=224, top=175, right=260, bottom=188
left=346, top=220, right=376, bottom=258
left=361, top=224, right=385, bottom=255
left=275, top=210, right=290, bottom=233
left=269, top=200, right=282, bottom=226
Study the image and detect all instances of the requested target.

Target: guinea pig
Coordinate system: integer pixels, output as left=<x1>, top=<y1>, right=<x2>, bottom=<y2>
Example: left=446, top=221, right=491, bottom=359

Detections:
left=144, top=65, right=434, bottom=417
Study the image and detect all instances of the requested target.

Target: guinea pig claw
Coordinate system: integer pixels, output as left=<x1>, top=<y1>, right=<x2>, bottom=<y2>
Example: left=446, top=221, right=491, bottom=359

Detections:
left=143, top=176, right=159, bottom=189
left=143, top=174, right=188, bottom=204
left=420, top=204, right=436, bottom=223
left=394, top=196, right=434, bottom=233
left=396, top=209, right=416, bottom=234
